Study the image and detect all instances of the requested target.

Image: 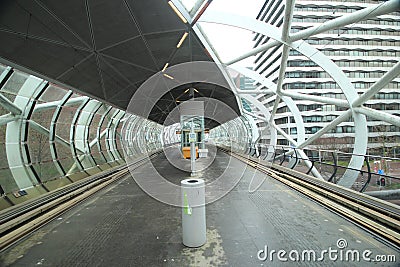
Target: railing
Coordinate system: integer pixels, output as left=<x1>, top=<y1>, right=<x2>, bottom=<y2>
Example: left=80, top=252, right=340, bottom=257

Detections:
left=243, top=144, right=400, bottom=194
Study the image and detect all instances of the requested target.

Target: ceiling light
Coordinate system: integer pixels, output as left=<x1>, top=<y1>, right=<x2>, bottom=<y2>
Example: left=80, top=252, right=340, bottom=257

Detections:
left=162, top=62, right=169, bottom=72
left=177, top=32, right=188, bottom=48
left=168, top=1, right=188, bottom=24
left=163, top=73, right=174, bottom=80
left=184, top=88, right=190, bottom=93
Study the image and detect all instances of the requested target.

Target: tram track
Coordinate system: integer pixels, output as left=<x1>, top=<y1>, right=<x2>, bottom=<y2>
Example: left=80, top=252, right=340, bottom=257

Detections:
left=221, top=147, right=400, bottom=248
left=0, top=151, right=161, bottom=251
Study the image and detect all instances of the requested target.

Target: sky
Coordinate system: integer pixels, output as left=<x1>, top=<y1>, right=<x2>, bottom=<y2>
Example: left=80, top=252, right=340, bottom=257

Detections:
left=198, top=0, right=264, bottom=67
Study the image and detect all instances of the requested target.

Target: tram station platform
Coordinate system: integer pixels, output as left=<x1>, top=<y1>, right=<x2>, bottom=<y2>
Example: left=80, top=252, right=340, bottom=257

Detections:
left=1, top=149, right=398, bottom=266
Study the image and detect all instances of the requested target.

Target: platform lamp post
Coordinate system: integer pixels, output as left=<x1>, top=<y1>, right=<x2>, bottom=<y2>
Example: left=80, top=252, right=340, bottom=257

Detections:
left=190, top=117, right=196, bottom=176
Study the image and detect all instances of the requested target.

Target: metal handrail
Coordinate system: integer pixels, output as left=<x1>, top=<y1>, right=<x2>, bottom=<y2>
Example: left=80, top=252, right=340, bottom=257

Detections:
left=245, top=143, right=400, bottom=191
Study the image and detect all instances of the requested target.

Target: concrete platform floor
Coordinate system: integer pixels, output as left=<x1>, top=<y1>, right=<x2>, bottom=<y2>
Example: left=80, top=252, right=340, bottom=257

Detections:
left=1, top=149, right=399, bottom=266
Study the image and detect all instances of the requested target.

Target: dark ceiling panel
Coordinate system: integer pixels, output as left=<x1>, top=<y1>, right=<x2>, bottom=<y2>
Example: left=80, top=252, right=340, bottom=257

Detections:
left=34, top=0, right=93, bottom=48
left=0, top=1, right=64, bottom=45
left=58, top=56, right=105, bottom=99
left=89, top=0, right=140, bottom=50
left=144, top=30, right=184, bottom=69
left=0, top=1, right=32, bottom=34
left=190, top=33, right=212, bottom=61
left=100, top=55, right=155, bottom=85
left=101, top=36, right=158, bottom=71
left=107, top=84, right=136, bottom=108
left=170, top=32, right=210, bottom=65
left=98, top=58, right=132, bottom=99
left=126, top=0, right=186, bottom=35
left=0, top=31, right=92, bottom=78
left=2, top=0, right=89, bottom=49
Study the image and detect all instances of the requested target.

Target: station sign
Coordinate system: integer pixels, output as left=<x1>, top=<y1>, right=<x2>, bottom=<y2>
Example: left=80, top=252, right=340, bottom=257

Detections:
left=189, top=133, right=196, bottom=142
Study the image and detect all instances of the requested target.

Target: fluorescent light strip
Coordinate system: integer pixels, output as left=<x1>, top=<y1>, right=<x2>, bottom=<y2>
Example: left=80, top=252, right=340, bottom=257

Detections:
left=168, top=1, right=188, bottom=24
left=163, top=73, right=174, bottom=80
left=162, top=62, right=169, bottom=72
left=177, top=32, right=189, bottom=48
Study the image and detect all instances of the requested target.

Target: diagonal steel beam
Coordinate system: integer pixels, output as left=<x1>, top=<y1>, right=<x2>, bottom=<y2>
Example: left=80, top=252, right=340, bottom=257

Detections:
left=235, top=89, right=272, bottom=95
left=297, top=110, right=353, bottom=149
left=227, top=0, right=399, bottom=65
left=89, top=128, right=107, bottom=148
left=269, top=0, right=295, bottom=124
left=34, top=96, right=89, bottom=112
left=244, top=110, right=323, bottom=179
left=352, top=61, right=400, bottom=108
left=0, top=93, right=22, bottom=115
left=30, top=120, right=85, bottom=154
left=282, top=90, right=349, bottom=107
left=290, top=0, right=399, bottom=43
left=354, top=107, right=400, bottom=127
left=0, top=113, right=18, bottom=126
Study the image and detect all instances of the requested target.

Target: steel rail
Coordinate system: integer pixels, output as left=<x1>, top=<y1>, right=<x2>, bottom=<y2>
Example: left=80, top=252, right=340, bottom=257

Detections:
left=0, top=151, right=162, bottom=251
left=220, top=147, right=400, bottom=247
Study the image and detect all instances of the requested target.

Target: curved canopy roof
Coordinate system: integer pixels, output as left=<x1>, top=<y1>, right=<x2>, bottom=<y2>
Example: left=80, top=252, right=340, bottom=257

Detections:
left=0, top=0, right=241, bottom=125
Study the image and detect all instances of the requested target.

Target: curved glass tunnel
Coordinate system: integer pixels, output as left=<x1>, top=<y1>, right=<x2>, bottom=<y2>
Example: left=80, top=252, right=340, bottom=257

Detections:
left=1, top=55, right=400, bottom=210
left=0, top=62, right=256, bottom=210
left=0, top=64, right=164, bottom=209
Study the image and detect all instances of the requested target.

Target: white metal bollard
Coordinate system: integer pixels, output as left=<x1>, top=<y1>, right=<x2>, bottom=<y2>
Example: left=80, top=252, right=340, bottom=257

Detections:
left=181, top=178, right=206, bottom=247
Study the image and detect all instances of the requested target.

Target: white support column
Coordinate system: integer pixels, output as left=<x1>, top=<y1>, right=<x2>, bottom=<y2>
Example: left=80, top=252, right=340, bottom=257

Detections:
left=106, top=109, right=124, bottom=161
left=6, top=76, right=44, bottom=189
left=49, top=90, right=73, bottom=176
left=69, top=98, right=90, bottom=172
left=97, top=106, right=113, bottom=164
left=120, top=114, right=136, bottom=157
left=74, top=99, right=103, bottom=169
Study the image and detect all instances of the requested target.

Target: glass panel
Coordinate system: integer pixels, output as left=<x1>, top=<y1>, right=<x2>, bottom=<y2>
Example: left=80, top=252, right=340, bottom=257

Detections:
left=0, top=168, right=18, bottom=193
left=88, top=113, right=101, bottom=142
left=0, top=64, right=6, bottom=73
left=0, top=105, right=8, bottom=117
left=30, top=108, right=56, bottom=130
left=1, top=91, right=17, bottom=102
left=56, top=105, right=79, bottom=140
left=32, top=162, right=61, bottom=182
left=37, top=85, right=67, bottom=103
left=27, top=127, right=53, bottom=164
left=1, top=70, right=29, bottom=96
